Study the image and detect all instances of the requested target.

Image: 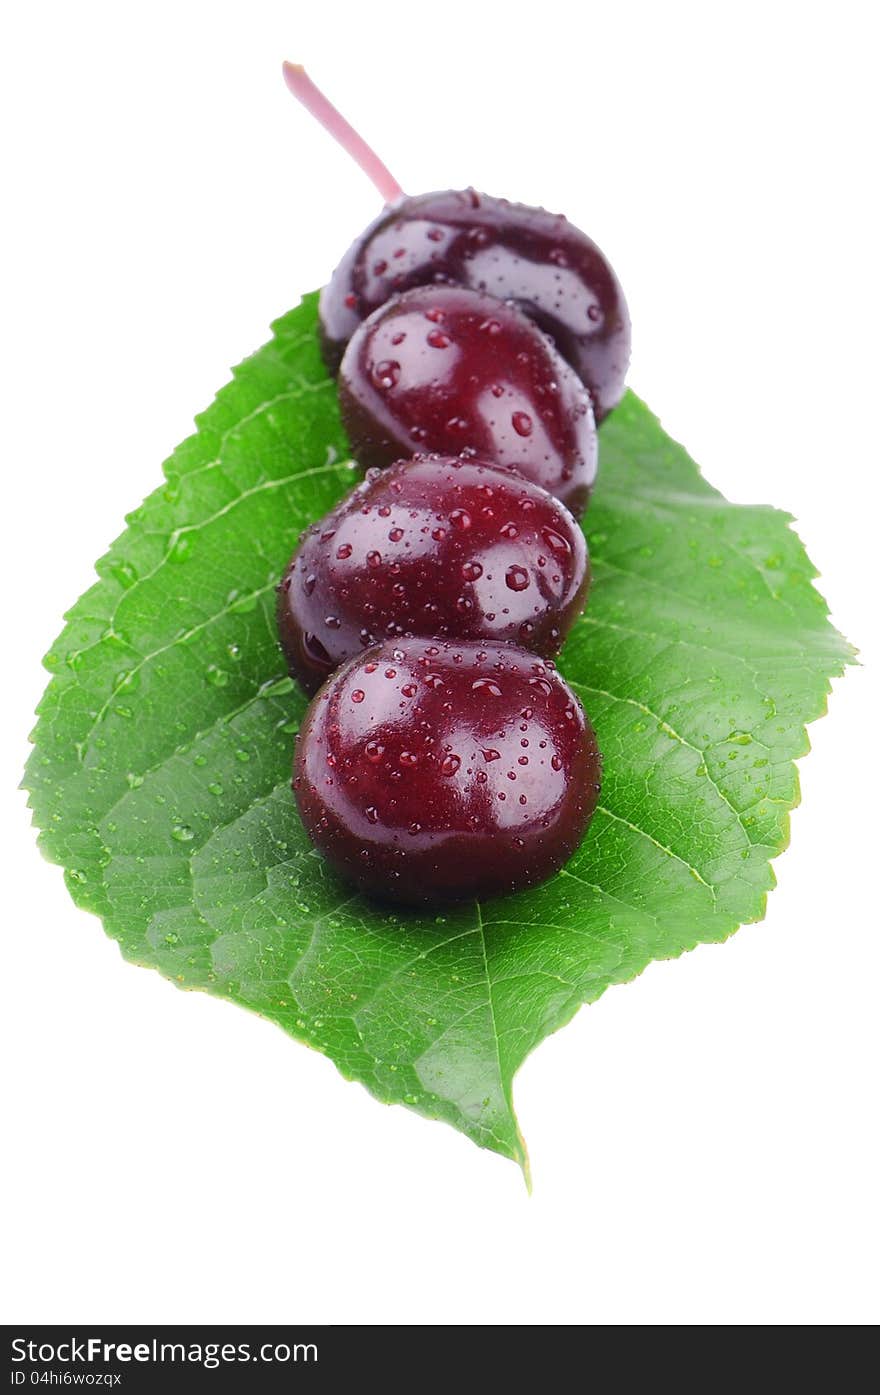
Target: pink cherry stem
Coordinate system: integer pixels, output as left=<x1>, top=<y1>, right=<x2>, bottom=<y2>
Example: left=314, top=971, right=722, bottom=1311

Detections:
left=282, top=62, right=404, bottom=205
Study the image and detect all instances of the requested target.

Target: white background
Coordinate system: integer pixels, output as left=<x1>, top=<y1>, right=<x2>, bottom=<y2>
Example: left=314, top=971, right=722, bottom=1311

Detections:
left=2, top=1, right=878, bottom=1326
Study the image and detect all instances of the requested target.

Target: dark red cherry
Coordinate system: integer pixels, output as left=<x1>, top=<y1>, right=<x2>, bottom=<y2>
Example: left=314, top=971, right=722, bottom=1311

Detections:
left=320, top=188, right=630, bottom=421
left=338, top=285, right=597, bottom=516
left=277, top=455, right=589, bottom=694
left=293, top=638, right=601, bottom=903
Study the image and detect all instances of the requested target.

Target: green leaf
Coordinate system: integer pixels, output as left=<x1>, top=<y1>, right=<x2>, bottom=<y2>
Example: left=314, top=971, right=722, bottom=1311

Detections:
left=25, top=292, right=852, bottom=1173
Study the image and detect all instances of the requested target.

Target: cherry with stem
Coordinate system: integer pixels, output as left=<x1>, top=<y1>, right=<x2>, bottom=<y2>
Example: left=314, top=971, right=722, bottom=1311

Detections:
left=282, top=62, right=631, bottom=418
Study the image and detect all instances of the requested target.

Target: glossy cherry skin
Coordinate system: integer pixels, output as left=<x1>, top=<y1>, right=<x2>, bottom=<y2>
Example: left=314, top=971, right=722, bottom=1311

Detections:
left=338, top=285, right=597, bottom=517
left=277, top=455, right=589, bottom=695
left=293, top=638, right=601, bottom=903
left=320, top=188, right=630, bottom=421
